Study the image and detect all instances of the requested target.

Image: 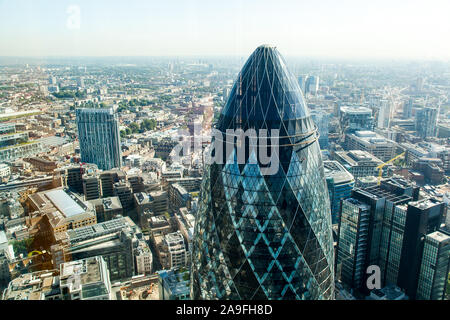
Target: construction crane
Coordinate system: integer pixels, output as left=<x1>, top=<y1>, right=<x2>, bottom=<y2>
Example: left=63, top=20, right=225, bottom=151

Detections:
left=376, top=152, right=405, bottom=185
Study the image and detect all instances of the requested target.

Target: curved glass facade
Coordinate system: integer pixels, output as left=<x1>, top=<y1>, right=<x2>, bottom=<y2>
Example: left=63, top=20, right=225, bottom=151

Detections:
left=191, top=45, right=334, bottom=300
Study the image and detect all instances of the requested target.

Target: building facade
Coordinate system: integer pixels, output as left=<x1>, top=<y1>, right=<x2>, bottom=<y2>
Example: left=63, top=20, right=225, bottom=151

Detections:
left=76, top=108, right=122, bottom=170
left=191, top=45, right=334, bottom=300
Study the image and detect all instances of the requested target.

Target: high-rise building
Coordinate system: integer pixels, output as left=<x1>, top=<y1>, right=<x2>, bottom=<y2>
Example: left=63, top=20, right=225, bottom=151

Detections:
left=336, top=198, right=371, bottom=289
left=305, top=75, right=319, bottom=95
left=415, top=107, right=438, bottom=139
left=191, top=45, right=334, bottom=300
left=338, top=179, right=419, bottom=291
left=397, top=198, right=445, bottom=299
left=403, top=98, right=413, bottom=119
left=297, top=75, right=307, bottom=94
left=83, top=173, right=102, bottom=201
left=76, top=108, right=122, bottom=170
left=339, top=106, right=374, bottom=134
left=377, top=99, right=392, bottom=129
left=310, top=109, right=330, bottom=149
left=323, top=161, right=354, bottom=224
left=416, top=231, right=450, bottom=300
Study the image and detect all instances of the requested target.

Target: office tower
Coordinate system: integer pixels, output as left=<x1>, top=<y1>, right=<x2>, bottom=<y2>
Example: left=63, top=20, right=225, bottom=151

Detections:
left=339, top=179, right=419, bottom=291
left=323, top=161, right=355, bottom=224
left=416, top=77, right=424, bottom=92
left=310, top=109, right=330, bottom=149
left=416, top=231, right=450, bottom=300
left=99, top=170, right=123, bottom=198
left=377, top=99, right=392, bottom=129
left=89, top=197, right=123, bottom=223
left=76, top=108, right=122, bottom=170
left=297, top=75, right=307, bottom=94
left=339, top=106, right=374, bottom=134
left=164, top=231, right=188, bottom=269
left=344, top=131, right=396, bottom=162
left=403, top=98, right=413, bottom=119
left=305, top=75, right=319, bottom=95
left=76, top=77, right=84, bottom=88
left=415, top=107, right=438, bottom=139
left=54, top=217, right=139, bottom=281
left=113, top=181, right=135, bottom=212
left=191, top=45, right=334, bottom=300
left=336, top=198, right=371, bottom=289
left=397, top=198, right=445, bottom=299
left=334, top=150, right=383, bottom=180
left=82, top=173, right=102, bottom=200
left=49, top=76, right=57, bottom=85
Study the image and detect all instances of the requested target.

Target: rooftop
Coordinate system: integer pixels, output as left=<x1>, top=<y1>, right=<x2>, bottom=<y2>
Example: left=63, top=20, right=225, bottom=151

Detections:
left=426, top=231, right=450, bottom=243
left=45, top=189, right=85, bottom=217
left=323, top=160, right=354, bottom=185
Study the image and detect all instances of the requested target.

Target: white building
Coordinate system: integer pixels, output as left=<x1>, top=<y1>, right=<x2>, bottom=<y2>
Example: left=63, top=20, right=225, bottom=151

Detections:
left=0, top=163, right=10, bottom=178
left=164, top=231, right=187, bottom=269
left=59, top=256, right=112, bottom=300
left=135, top=241, right=153, bottom=275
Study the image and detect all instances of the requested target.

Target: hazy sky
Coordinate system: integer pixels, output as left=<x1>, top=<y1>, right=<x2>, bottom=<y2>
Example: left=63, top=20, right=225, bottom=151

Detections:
left=1, top=0, right=450, bottom=59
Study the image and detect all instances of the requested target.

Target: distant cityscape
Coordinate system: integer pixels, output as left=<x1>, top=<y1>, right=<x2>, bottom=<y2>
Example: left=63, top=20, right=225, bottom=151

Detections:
left=0, top=43, right=449, bottom=301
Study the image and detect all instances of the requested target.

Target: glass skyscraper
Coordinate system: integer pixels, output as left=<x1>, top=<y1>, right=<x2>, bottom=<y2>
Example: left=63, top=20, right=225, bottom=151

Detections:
left=190, top=45, right=334, bottom=300
left=76, top=108, right=122, bottom=170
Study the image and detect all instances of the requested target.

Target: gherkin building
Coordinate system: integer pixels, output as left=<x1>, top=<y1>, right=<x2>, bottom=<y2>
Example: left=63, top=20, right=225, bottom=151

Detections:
left=190, top=45, right=334, bottom=300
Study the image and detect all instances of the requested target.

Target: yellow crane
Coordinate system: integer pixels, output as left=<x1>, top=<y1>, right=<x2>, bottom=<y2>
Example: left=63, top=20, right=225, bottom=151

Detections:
left=376, top=152, right=405, bottom=185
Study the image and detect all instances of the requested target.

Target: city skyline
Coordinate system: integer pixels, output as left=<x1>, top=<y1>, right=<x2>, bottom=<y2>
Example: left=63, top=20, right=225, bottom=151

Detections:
left=1, top=0, right=450, bottom=60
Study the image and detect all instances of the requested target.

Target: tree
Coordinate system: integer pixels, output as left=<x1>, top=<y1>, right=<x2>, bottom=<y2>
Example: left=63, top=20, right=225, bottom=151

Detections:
left=10, top=238, right=34, bottom=257
left=129, top=122, right=139, bottom=134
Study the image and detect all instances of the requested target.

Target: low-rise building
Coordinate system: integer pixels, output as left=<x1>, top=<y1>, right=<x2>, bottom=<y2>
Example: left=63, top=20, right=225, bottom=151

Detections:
left=59, top=256, right=112, bottom=300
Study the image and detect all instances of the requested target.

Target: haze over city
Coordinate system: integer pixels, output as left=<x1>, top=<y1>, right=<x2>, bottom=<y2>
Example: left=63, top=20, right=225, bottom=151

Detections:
left=1, top=0, right=450, bottom=59
left=0, top=0, right=449, bottom=307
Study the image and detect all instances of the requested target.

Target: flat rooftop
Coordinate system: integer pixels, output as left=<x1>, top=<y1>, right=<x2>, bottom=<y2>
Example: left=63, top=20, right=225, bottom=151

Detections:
left=45, top=189, right=85, bottom=217
left=323, top=161, right=354, bottom=185
left=68, top=217, right=127, bottom=243
left=427, top=231, right=450, bottom=243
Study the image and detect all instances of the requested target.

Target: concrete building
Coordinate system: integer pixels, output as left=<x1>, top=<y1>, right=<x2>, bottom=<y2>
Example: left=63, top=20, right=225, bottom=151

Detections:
left=113, top=181, right=134, bottom=211
left=27, top=188, right=97, bottom=235
left=135, top=241, right=153, bottom=275
left=0, top=163, right=10, bottom=179
left=60, top=256, right=112, bottom=300
left=334, top=150, right=384, bottom=179
left=339, top=106, right=374, bottom=134
left=168, top=183, right=190, bottom=213
left=82, top=173, right=102, bottom=201
left=415, top=107, right=438, bottom=139
left=164, top=231, right=187, bottom=269
left=2, top=269, right=59, bottom=300
left=89, top=197, right=123, bottom=223
left=377, top=99, right=392, bottom=129
left=0, top=123, right=43, bottom=162
left=53, top=217, right=145, bottom=281
left=345, top=130, right=396, bottom=162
